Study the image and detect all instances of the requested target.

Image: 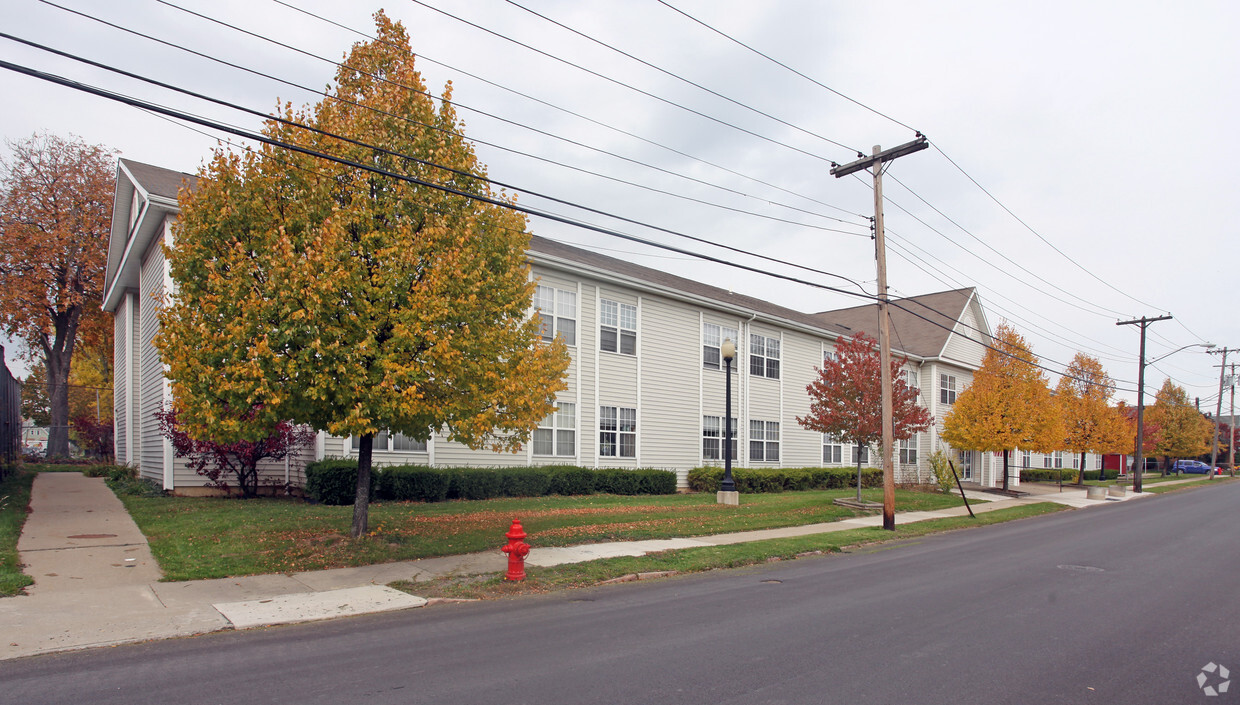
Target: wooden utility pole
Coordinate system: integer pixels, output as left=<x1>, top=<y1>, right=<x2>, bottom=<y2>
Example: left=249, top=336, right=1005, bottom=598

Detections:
left=831, top=136, right=928, bottom=530
left=1230, top=363, right=1236, bottom=473
left=1209, top=348, right=1231, bottom=478
left=1116, top=314, right=1171, bottom=493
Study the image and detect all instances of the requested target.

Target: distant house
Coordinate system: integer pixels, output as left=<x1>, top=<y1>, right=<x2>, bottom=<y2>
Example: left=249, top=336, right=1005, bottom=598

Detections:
left=103, top=158, right=1044, bottom=493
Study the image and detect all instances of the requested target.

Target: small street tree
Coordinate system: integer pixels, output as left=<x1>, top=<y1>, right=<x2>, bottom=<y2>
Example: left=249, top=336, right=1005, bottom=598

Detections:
left=157, top=407, right=314, bottom=498
left=1146, top=379, right=1212, bottom=474
left=1056, top=353, right=1130, bottom=484
left=159, top=13, right=570, bottom=536
left=798, top=332, right=932, bottom=500
left=0, top=133, right=115, bottom=457
left=942, top=323, right=1061, bottom=492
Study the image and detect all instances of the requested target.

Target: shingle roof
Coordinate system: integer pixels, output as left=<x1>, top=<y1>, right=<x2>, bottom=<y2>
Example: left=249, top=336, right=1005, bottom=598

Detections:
left=810, top=288, right=979, bottom=359
left=120, top=158, right=197, bottom=199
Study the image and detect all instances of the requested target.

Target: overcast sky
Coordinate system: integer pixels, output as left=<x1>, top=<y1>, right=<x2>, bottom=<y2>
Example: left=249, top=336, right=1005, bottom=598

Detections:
left=3, top=0, right=1237, bottom=410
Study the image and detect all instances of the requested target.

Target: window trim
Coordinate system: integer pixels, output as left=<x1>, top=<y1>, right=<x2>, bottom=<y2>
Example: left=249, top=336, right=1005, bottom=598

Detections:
left=822, top=434, right=843, bottom=464
left=749, top=333, right=780, bottom=379
left=533, top=402, right=576, bottom=457
left=898, top=435, right=918, bottom=465
left=940, top=374, right=957, bottom=404
left=702, top=415, right=738, bottom=461
left=749, top=420, right=779, bottom=462
left=535, top=284, right=577, bottom=346
left=703, top=322, right=739, bottom=371
left=599, top=405, right=636, bottom=459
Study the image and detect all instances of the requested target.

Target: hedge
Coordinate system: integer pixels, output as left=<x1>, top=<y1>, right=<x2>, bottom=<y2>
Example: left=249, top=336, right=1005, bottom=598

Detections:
left=687, top=466, right=883, bottom=494
left=1020, top=468, right=1120, bottom=482
left=303, top=461, right=677, bottom=503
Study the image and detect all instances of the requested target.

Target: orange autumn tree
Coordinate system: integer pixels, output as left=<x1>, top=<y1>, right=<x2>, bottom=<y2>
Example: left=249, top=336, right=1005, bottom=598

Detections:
left=798, top=332, right=931, bottom=501
left=0, top=132, right=114, bottom=457
left=942, top=323, right=1061, bottom=491
left=1056, top=353, right=1130, bottom=484
left=1146, top=379, right=1212, bottom=474
left=159, top=13, right=569, bottom=536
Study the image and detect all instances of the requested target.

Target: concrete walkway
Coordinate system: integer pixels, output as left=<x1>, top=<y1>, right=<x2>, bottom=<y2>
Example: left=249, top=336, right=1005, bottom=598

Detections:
left=1, top=472, right=1180, bottom=661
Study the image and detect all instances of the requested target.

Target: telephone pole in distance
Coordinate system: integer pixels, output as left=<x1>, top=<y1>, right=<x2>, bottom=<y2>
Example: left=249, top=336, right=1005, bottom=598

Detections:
left=1116, top=314, right=1172, bottom=493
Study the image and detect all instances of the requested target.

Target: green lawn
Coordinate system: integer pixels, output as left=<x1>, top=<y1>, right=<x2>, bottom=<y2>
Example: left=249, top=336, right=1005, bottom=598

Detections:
left=393, top=502, right=1069, bottom=600
left=0, top=468, right=36, bottom=596
left=115, top=487, right=968, bottom=581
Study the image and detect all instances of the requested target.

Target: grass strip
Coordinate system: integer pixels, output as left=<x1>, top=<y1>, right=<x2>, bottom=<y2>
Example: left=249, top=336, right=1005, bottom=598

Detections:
left=0, top=468, right=36, bottom=596
left=391, top=502, right=1067, bottom=601
left=113, top=485, right=969, bottom=581
left=1141, top=477, right=1234, bottom=494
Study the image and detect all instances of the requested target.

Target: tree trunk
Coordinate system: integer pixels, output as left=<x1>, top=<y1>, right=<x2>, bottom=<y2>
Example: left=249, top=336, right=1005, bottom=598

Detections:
left=44, top=349, right=71, bottom=457
left=1076, top=452, right=1086, bottom=485
left=1002, top=449, right=1010, bottom=492
left=856, top=446, right=863, bottom=502
left=351, top=432, right=374, bottom=538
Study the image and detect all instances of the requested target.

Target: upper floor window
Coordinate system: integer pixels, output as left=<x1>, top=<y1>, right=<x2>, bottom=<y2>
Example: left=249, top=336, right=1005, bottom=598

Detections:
left=749, top=420, right=779, bottom=462
left=749, top=334, right=780, bottom=379
left=533, top=402, right=575, bottom=457
left=599, top=406, right=636, bottom=458
left=535, top=285, right=576, bottom=346
left=940, top=374, right=957, bottom=404
left=903, top=369, right=918, bottom=390
left=600, top=299, right=637, bottom=355
left=703, top=322, right=739, bottom=371
left=823, top=434, right=843, bottom=464
left=824, top=350, right=838, bottom=364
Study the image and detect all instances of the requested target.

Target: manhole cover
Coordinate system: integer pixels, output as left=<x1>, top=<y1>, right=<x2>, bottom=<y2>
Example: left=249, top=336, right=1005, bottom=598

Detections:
left=1057, top=564, right=1104, bottom=573
left=68, top=534, right=117, bottom=539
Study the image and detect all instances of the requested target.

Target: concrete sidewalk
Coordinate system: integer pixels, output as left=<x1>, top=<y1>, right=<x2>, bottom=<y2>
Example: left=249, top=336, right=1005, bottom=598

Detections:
left=0, top=472, right=1172, bottom=661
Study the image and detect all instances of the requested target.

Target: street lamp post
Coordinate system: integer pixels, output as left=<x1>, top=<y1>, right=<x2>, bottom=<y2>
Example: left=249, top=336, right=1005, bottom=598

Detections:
left=718, top=338, right=738, bottom=505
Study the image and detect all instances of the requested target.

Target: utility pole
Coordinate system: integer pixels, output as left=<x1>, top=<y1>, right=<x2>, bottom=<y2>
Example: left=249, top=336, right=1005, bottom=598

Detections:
left=831, top=135, right=928, bottom=530
left=1116, top=314, right=1171, bottom=493
left=1209, top=348, right=1231, bottom=478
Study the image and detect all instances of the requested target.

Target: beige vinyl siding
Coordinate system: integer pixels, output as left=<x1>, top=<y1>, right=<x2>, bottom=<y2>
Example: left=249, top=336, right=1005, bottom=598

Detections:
left=112, top=298, right=128, bottom=463
left=138, top=241, right=165, bottom=483
left=781, top=333, right=821, bottom=467
left=941, top=300, right=985, bottom=368
left=637, top=296, right=701, bottom=485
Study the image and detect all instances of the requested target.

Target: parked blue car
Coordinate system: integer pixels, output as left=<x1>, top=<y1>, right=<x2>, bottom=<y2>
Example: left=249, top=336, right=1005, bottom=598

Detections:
left=1172, top=460, right=1218, bottom=474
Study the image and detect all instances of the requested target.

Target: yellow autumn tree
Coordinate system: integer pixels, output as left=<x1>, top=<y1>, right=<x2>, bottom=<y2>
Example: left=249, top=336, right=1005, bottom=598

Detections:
left=158, top=12, right=569, bottom=536
left=1146, top=379, right=1212, bottom=474
left=1056, top=353, right=1129, bottom=484
left=942, top=323, right=1061, bottom=491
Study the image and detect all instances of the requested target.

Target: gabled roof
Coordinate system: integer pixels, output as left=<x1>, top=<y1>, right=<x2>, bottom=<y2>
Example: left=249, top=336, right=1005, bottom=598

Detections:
left=810, top=287, right=982, bottom=360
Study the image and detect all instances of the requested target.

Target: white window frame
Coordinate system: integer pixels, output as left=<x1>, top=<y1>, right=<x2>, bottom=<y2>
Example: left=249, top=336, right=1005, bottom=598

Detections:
left=749, top=334, right=780, bottom=379
left=1043, top=453, right=1053, bottom=469
left=600, top=299, right=637, bottom=356
left=749, top=420, right=779, bottom=462
left=533, top=402, right=576, bottom=457
left=1096, top=455, right=1103, bottom=470
left=1022, top=450, right=1031, bottom=468
left=899, top=435, right=918, bottom=465
left=903, top=369, right=918, bottom=390
left=352, top=431, right=426, bottom=453
left=535, top=285, right=577, bottom=346
left=599, top=406, right=636, bottom=458
left=856, top=444, right=871, bottom=465
left=703, top=322, right=739, bottom=371
left=940, top=374, right=957, bottom=404
left=702, top=415, right=737, bottom=461
left=823, top=434, right=843, bottom=464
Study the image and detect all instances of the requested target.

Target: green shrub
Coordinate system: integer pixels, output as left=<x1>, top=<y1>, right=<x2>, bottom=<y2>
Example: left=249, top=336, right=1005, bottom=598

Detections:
left=105, top=475, right=165, bottom=497
left=378, top=465, right=451, bottom=502
left=547, top=465, right=595, bottom=496
left=498, top=467, right=552, bottom=498
left=449, top=468, right=504, bottom=501
left=929, top=450, right=954, bottom=493
left=305, top=459, right=372, bottom=505
left=1019, top=468, right=1074, bottom=482
left=688, top=466, right=882, bottom=493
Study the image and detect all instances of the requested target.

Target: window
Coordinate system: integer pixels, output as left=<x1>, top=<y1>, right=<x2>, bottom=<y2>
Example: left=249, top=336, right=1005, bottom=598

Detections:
left=600, top=299, right=637, bottom=355
left=1095, top=455, right=1103, bottom=470
left=749, top=334, right=780, bottom=379
left=823, top=435, right=843, bottom=464
left=353, top=431, right=427, bottom=452
left=1022, top=450, right=1031, bottom=468
left=702, top=415, right=737, bottom=461
left=1053, top=451, right=1064, bottom=468
left=824, top=350, right=838, bottom=364
left=856, top=444, right=870, bottom=465
left=940, top=374, right=957, bottom=404
left=1072, top=454, right=1080, bottom=470
left=899, top=436, right=918, bottom=465
left=750, top=420, right=779, bottom=462
left=599, top=406, right=636, bottom=458
left=1043, top=454, right=1053, bottom=468
left=533, top=402, right=576, bottom=457
left=703, top=322, right=739, bottom=370
left=535, top=285, right=576, bottom=345
left=903, top=369, right=918, bottom=390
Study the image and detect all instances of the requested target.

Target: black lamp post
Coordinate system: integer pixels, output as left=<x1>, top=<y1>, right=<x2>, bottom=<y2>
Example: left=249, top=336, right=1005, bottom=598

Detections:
left=721, top=338, right=737, bottom=495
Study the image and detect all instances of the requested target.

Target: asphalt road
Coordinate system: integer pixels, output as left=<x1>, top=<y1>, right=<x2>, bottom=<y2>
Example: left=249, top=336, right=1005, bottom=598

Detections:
left=7, top=482, right=1239, bottom=704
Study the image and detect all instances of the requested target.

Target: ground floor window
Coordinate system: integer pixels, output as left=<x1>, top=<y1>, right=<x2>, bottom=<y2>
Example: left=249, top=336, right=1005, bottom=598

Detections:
left=703, top=416, right=737, bottom=461
left=534, top=402, right=576, bottom=457
left=1022, top=450, right=1031, bottom=468
left=749, top=420, right=779, bottom=462
left=823, top=435, right=843, bottom=464
left=899, top=436, right=918, bottom=465
left=353, top=431, right=426, bottom=452
left=599, top=406, right=636, bottom=458
left=856, top=444, right=870, bottom=466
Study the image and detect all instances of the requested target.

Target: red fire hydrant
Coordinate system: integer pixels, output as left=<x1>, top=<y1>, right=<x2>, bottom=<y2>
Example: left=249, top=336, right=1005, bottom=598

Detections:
left=501, top=518, right=531, bottom=581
